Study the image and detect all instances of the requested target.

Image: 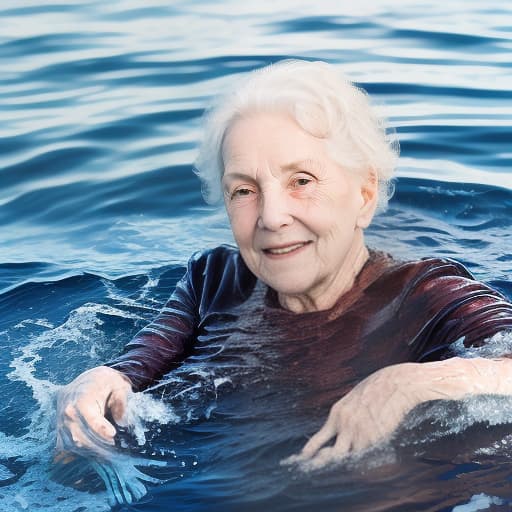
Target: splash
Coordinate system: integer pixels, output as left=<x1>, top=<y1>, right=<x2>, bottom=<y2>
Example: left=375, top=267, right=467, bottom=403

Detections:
left=452, top=330, right=512, bottom=359
left=0, top=300, right=182, bottom=510
left=52, top=389, right=178, bottom=507
left=452, top=493, right=505, bottom=512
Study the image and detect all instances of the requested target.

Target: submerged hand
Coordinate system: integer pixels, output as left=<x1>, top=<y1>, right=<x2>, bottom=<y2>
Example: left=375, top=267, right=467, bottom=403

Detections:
left=55, top=366, right=133, bottom=457
left=291, top=357, right=511, bottom=469
left=287, top=363, right=449, bottom=468
left=294, top=363, right=424, bottom=468
left=54, top=367, right=168, bottom=506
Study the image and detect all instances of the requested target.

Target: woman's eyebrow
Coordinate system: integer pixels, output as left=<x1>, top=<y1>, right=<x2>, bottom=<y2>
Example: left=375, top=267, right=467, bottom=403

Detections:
left=222, top=171, right=254, bottom=183
left=281, top=159, right=321, bottom=172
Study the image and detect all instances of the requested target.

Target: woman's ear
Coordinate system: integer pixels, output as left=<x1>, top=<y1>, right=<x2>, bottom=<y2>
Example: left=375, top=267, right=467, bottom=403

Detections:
left=356, top=170, right=379, bottom=229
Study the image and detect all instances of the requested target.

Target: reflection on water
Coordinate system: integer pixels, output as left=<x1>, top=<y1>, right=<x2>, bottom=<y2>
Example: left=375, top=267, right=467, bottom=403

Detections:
left=1, top=0, right=512, bottom=510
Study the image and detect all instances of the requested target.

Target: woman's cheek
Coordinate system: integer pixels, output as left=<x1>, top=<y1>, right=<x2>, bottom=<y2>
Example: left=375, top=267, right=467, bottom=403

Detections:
left=228, top=203, right=257, bottom=238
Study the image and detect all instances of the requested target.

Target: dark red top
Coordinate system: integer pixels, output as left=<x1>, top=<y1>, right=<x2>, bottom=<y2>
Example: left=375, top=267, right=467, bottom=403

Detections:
left=108, top=245, right=512, bottom=397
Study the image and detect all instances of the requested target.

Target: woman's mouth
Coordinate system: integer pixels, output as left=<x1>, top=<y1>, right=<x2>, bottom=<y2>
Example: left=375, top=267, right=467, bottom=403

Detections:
left=263, top=241, right=312, bottom=256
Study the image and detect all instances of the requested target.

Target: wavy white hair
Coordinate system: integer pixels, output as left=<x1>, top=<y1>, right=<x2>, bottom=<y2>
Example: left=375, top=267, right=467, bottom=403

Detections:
left=194, top=59, right=399, bottom=212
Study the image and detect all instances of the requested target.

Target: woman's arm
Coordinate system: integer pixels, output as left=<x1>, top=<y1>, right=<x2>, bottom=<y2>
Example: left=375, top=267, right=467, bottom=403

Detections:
left=55, top=246, right=247, bottom=455
left=289, top=261, right=511, bottom=466
left=106, top=262, right=199, bottom=392
left=55, top=257, right=201, bottom=455
left=294, top=356, right=512, bottom=467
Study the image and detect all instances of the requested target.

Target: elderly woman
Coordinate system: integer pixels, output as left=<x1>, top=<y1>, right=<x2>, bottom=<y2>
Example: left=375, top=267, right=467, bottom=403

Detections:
left=57, top=59, right=512, bottom=469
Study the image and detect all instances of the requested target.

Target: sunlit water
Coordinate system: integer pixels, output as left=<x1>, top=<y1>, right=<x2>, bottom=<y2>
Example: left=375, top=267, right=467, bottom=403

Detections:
left=1, top=0, right=512, bottom=511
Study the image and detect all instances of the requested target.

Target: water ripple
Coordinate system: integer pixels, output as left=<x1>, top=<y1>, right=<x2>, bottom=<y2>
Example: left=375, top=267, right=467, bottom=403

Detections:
left=1, top=1, right=512, bottom=510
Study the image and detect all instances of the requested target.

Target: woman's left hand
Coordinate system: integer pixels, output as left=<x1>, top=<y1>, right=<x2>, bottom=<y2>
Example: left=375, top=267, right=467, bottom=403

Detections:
left=289, top=357, right=503, bottom=468
left=294, top=363, right=425, bottom=467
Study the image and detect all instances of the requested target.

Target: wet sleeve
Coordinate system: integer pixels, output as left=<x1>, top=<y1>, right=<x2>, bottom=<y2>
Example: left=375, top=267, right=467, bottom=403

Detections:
left=106, top=256, right=201, bottom=391
left=405, top=260, right=512, bottom=361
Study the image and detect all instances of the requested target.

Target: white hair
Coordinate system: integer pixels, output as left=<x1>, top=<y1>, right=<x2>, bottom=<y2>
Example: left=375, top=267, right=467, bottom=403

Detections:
left=194, top=59, right=399, bottom=212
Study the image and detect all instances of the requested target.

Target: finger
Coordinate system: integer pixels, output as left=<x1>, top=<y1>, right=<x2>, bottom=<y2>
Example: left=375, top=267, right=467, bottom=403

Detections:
left=306, top=437, right=354, bottom=470
left=65, top=409, right=116, bottom=449
left=304, top=446, right=338, bottom=470
left=85, top=414, right=117, bottom=444
left=67, top=419, right=110, bottom=449
left=301, top=420, right=337, bottom=458
left=280, top=452, right=306, bottom=466
left=332, top=432, right=352, bottom=457
left=77, top=400, right=117, bottom=443
left=55, top=430, right=64, bottom=452
left=107, top=387, right=129, bottom=425
left=92, top=462, right=126, bottom=506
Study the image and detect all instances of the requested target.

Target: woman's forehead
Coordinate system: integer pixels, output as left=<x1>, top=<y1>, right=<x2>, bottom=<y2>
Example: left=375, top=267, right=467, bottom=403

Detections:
left=222, top=112, right=327, bottom=162
left=222, top=158, right=325, bottom=182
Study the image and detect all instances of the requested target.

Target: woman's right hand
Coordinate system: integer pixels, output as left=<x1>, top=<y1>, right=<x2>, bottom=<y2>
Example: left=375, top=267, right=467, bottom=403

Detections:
left=55, top=366, right=133, bottom=456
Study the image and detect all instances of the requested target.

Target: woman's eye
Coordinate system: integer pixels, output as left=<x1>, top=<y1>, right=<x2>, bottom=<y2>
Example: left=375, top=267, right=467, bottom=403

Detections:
left=291, top=175, right=314, bottom=188
left=231, top=187, right=254, bottom=199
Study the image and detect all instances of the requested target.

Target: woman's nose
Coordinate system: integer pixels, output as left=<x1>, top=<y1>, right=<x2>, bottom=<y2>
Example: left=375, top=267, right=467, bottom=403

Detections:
left=257, top=192, right=294, bottom=231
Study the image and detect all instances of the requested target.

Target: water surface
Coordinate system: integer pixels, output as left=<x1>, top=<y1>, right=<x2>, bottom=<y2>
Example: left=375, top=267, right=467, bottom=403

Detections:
left=1, top=1, right=512, bottom=511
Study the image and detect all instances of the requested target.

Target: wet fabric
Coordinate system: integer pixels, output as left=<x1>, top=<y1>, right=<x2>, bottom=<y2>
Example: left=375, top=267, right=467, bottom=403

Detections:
left=108, top=245, right=512, bottom=394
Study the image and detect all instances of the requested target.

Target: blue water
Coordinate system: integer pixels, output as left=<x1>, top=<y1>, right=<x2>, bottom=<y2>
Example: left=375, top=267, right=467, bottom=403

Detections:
left=1, top=1, right=512, bottom=510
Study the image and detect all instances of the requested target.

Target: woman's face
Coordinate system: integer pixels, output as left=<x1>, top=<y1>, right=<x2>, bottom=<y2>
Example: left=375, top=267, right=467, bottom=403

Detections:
left=222, top=112, right=377, bottom=310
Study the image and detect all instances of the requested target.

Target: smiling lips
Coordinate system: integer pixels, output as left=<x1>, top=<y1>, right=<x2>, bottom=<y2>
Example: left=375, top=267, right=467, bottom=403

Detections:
left=263, top=241, right=312, bottom=256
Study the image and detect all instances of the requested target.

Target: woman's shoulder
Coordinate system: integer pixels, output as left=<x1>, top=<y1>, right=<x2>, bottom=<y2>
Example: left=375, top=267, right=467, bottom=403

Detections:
left=370, top=249, right=475, bottom=282
left=187, top=244, right=244, bottom=272
left=370, top=250, right=511, bottom=311
left=362, top=249, right=486, bottom=305
left=410, top=255, right=474, bottom=278
left=185, top=245, right=257, bottom=308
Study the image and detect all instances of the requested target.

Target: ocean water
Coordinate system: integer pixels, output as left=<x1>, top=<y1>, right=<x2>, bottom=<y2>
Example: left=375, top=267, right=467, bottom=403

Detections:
left=1, top=0, right=512, bottom=510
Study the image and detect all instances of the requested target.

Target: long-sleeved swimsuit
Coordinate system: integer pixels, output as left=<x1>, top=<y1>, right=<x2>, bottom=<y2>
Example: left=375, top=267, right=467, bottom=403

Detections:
left=109, top=245, right=512, bottom=399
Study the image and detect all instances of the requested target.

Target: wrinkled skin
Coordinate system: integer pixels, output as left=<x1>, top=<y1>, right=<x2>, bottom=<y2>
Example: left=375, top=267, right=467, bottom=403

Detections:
left=221, top=112, right=378, bottom=314
left=55, top=366, right=132, bottom=457
left=287, top=357, right=512, bottom=469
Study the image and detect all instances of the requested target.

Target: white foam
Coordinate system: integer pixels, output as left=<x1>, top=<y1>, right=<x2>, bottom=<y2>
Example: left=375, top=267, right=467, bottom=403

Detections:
left=452, top=331, right=512, bottom=359
left=0, top=301, right=182, bottom=510
left=452, top=493, right=505, bottom=511
left=122, top=391, right=179, bottom=446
